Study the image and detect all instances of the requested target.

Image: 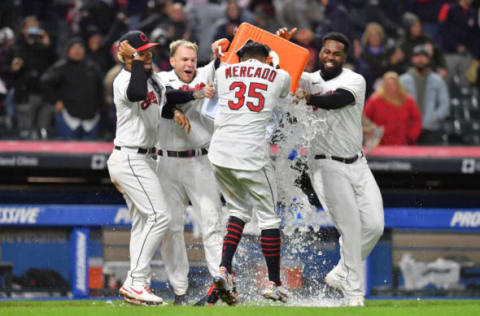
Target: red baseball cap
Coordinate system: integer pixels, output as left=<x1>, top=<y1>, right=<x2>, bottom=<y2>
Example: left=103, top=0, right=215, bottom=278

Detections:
left=118, top=30, right=158, bottom=52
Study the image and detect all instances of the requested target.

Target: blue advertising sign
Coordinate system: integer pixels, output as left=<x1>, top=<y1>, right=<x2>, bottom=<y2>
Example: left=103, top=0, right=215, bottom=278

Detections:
left=71, top=228, right=89, bottom=298
left=0, top=205, right=479, bottom=230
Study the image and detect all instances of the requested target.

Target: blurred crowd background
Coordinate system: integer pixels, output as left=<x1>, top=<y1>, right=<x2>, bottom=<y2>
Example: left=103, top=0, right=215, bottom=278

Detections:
left=0, top=0, right=479, bottom=146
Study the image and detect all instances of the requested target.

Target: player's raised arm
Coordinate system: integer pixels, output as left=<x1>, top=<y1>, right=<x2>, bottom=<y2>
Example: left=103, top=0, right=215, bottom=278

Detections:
left=118, top=40, right=149, bottom=102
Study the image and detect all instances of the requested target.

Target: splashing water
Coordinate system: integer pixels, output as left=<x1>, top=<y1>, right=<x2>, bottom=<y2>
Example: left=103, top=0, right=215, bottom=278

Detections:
left=274, top=98, right=330, bottom=235
left=227, top=100, right=340, bottom=306
left=186, top=98, right=339, bottom=305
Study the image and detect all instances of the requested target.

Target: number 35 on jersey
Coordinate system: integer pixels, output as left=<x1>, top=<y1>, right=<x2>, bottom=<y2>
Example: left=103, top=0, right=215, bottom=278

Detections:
left=216, top=60, right=290, bottom=114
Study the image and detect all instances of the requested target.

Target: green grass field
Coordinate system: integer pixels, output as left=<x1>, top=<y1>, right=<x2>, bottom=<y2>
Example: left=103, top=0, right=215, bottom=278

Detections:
left=1, top=299, right=480, bottom=316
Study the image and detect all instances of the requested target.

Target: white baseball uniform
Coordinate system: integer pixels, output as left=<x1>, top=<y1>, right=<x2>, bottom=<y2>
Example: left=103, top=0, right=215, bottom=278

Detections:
left=300, top=68, right=384, bottom=297
left=107, top=69, right=171, bottom=287
left=209, top=59, right=291, bottom=229
left=156, top=60, right=223, bottom=296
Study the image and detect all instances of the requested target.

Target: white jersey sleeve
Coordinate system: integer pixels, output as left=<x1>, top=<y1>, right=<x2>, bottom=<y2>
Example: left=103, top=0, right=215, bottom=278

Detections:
left=300, top=71, right=324, bottom=96
left=113, top=72, right=130, bottom=106
left=333, top=70, right=366, bottom=106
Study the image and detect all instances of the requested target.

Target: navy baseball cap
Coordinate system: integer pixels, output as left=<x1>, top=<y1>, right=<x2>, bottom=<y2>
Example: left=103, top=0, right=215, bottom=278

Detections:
left=118, top=31, right=158, bottom=52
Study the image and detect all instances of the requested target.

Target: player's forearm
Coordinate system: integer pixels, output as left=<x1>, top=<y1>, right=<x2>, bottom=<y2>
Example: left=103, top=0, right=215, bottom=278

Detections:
left=166, top=89, right=195, bottom=104
left=126, top=60, right=148, bottom=102
left=306, top=89, right=355, bottom=110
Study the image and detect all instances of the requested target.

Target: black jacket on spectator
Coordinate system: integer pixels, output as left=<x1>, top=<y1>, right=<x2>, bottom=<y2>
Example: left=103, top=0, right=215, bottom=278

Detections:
left=41, top=57, right=103, bottom=120
left=408, top=0, right=445, bottom=25
left=5, top=36, right=56, bottom=103
left=438, top=2, right=478, bottom=55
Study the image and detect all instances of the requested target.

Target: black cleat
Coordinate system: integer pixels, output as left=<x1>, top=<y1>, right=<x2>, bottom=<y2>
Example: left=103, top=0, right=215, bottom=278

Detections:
left=207, top=288, right=220, bottom=306
left=194, top=283, right=220, bottom=306
left=173, top=294, right=189, bottom=306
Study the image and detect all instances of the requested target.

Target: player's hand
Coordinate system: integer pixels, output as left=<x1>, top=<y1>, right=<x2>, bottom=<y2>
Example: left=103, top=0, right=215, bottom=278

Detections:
left=276, top=27, right=297, bottom=41
left=173, top=109, right=191, bottom=133
left=193, top=83, right=215, bottom=99
left=119, top=40, right=141, bottom=60
left=203, top=83, right=215, bottom=99
left=292, top=88, right=309, bottom=104
left=212, top=38, right=230, bottom=58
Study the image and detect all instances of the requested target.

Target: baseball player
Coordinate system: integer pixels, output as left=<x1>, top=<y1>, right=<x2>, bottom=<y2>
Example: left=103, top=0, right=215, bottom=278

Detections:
left=107, top=31, right=212, bottom=306
left=209, top=41, right=291, bottom=305
left=155, top=39, right=227, bottom=305
left=281, top=29, right=385, bottom=307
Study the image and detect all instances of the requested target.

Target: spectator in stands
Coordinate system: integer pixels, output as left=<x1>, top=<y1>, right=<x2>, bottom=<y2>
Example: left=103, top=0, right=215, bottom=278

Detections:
left=162, top=1, right=196, bottom=46
left=41, top=38, right=104, bottom=140
left=5, top=16, right=56, bottom=139
left=400, top=45, right=449, bottom=145
left=253, top=5, right=281, bottom=34
left=136, top=1, right=169, bottom=36
left=384, top=44, right=409, bottom=76
left=398, top=12, right=447, bottom=77
left=314, top=0, right=361, bottom=43
left=294, top=29, right=319, bottom=72
left=0, top=27, right=15, bottom=79
left=275, top=0, right=328, bottom=31
left=184, top=0, right=226, bottom=65
left=407, top=0, right=446, bottom=42
left=364, top=71, right=422, bottom=145
left=77, top=0, right=117, bottom=39
left=438, top=0, right=477, bottom=86
left=365, top=0, right=405, bottom=39
left=360, top=22, right=390, bottom=95
left=84, top=26, right=113, bottom=76
left=214, top=0, right=254, bottom=42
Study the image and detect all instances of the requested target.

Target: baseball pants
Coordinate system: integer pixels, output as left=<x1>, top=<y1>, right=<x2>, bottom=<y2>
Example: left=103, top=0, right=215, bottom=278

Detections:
left=107, top=149, right=171, bottom=287
left=156, top=154, right=223, bottom=295
left=309, top=157, right=384, bottom=297
left=211, top=161, right=281, bottom=230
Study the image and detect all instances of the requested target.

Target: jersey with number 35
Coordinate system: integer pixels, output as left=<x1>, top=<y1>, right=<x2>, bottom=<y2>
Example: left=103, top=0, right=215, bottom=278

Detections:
left=209, top=59, right=290, bottom=171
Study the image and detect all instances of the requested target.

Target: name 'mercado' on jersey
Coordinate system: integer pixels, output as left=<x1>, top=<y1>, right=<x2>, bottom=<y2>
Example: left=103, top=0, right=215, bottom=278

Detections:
left=157, top=60, right=216, bottom=150
left=209, top=59, right=291, bottom=171
left=113, top=69, right=166, bottom=148
left=300, top=68, right=366, bottom=157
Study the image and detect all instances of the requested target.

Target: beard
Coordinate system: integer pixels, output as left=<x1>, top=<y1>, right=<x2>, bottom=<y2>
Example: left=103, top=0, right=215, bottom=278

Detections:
left=319, top=62, right=343, bottom=80
left=414, top=63, right=428, bottom=72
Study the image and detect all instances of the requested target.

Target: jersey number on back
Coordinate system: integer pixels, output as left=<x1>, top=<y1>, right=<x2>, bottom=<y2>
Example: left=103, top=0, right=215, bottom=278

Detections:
left=228, top=82, right=267, bottom=112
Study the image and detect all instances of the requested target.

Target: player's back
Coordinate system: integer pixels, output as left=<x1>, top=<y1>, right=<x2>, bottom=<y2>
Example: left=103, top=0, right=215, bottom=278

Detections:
left=209, top=59, right=290, bottom=171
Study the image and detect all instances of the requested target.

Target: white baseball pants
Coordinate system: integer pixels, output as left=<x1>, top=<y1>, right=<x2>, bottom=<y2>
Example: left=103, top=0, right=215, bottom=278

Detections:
left=309, top=156, right=384, bottom=297
left=107, top=149, right=171, bottom=287
left=156, top=154, right=223, bottom=295
left=211, top=161, right=281, bottom=230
